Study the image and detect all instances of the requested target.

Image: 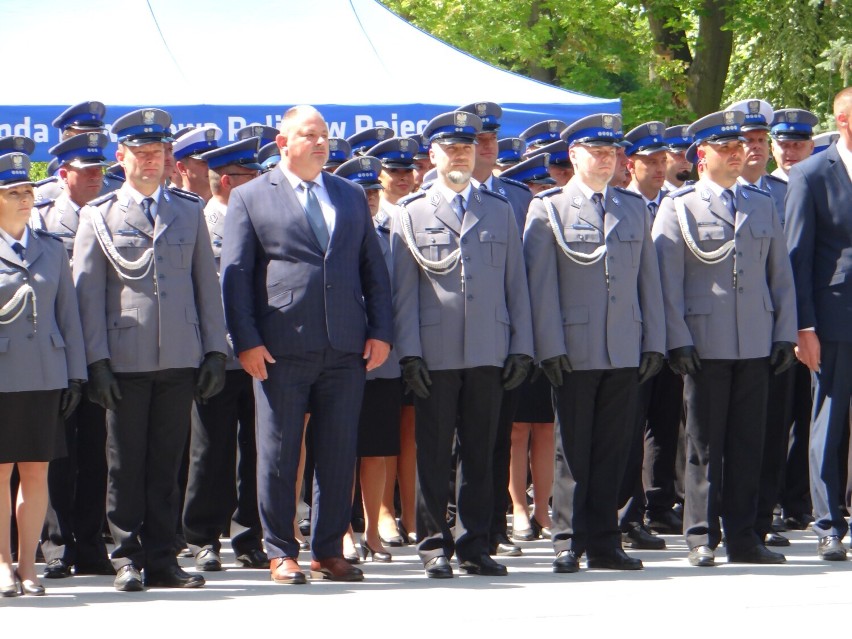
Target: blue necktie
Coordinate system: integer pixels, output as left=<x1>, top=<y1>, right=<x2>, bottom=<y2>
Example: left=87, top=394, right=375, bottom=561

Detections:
left=648, top=201, right=658, bottom=220
left=141, top=197, right=155, bottom=227
left=591, top=192, right=605, bottom=217
left=722, top=189, right=736, bottom=217
left=452, top=194, right=466, bottom=222
left=302, top=181, right=329, bottom=251
left=11, top=242, right=24, bottom=260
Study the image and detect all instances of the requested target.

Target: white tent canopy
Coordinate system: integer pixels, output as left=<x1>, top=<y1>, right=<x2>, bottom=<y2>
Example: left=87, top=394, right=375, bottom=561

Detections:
left=0, top=0, right=620, bottom=160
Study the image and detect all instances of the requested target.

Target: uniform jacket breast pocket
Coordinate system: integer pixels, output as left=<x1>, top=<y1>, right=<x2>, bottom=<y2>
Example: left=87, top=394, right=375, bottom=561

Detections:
left=479, top=229, right=507, bottom=267
left=415, top=231, right=452, bottom=262
left=167, top=232, right=196, bottom=269
left=696, top=223, right=728, bottom=252
left=563, top=228, right=602, bottom=247
left=112, top=233, right=150, bottom=260
left=749, top=223, right=773, bottom=263
left=615, top=224, right=642, bottom=266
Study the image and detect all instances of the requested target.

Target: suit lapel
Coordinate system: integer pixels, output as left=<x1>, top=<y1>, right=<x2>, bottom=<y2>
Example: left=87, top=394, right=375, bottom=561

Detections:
left=699, top=184, right=735, bottom=227
left=154, top=190, right=178, bottom=240
left=461, top=188, right=488, bottom=236
left=0, top=240, right=24, bottom=268
left=734, top=187, right=753, bottom=231
left=119, top=187, right=155, bottom=237
left=826, top=144, right=852, bottom=193
left=56, top=193, right=79, bottom=235
left=604, top=189, right=625, bottom=239
left=573, top=184, right=604, bottom=232
left=429, top=190, right=462, bottom=236
left=23, top=231, right=43, bottom=267
left=324, top=177, right=344, bottom=254
left=269, top=170, right=324, bottom=253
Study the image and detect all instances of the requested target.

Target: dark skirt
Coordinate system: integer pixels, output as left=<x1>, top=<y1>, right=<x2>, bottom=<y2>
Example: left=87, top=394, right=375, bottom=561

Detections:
left=514, top=374, right=555, bottom=424
left=357, top=378, right=402, bottom=457
left=0, top=389, right=65, bottom=463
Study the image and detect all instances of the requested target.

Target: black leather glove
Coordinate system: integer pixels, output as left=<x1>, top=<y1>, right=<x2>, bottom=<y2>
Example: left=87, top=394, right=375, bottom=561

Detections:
left=769, top=341, right=796, bottom=375
left=502, top=354, right=533, bottom=390
left=195, top=352, right=228, bottom=404
left=401, top=356, right=432, bottom=399
left=60, top=379, right=84, bottom=420
left=637, top=352, right=665, bottom=385
left=668, top=346, right=701, bottom=376
left=87, top=359, right=122, bottom=411
left=540, top=354, right=572, bottom=388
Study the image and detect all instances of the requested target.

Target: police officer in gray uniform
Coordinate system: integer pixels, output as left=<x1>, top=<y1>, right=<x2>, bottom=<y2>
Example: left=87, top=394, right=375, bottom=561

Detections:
left=392, top=111, right=533, bottom=579
left=181, top=137, right=268, bottom=572
left=652, top=110, right=797, bottom=567
left=33, top=132, right=116, bottom=579
left=72, top=108, right=228, bottom=592
left=36, top=102, right=108, bottom=203
left=728, top=98, right=800, bottom=547
left=524, top=114, right=665, bottom=573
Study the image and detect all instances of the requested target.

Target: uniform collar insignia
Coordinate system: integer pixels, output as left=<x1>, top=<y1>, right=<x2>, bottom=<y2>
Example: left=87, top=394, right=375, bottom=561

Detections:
left=498, top=186, right=506, bottom=195
left=473, top=191, right=481, bottom=203
left=700, top=189, right=711, bottom=201
left=572, top=196, right=582, bottom=208
left=430, top=193, right=440, bottom=206
left=611, top=194, right=620, bottom=206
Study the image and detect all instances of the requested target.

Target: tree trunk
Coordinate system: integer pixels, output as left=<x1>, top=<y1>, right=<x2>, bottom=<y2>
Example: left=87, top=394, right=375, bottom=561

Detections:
left=686, top=0, right=733, bottom=116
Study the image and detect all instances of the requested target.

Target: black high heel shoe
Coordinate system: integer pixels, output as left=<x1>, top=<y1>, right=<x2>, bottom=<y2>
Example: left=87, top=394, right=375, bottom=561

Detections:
left=359, top=536, right=392, bottom=563
left=379, top=522, right=405, bottom=547
left=530, top=516, right=552, bottom=540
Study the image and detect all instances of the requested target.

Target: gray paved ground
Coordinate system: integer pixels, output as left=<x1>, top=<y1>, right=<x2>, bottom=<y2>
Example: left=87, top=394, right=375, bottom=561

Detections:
left=3, top=529, right=852, bottom=636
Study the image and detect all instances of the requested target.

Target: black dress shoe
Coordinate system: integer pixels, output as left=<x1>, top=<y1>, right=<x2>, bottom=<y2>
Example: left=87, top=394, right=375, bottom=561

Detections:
left=74, top=560, right=116, bottom=576
left=144, top=565, right=205, bottom=588
left=818, top=535, right=848, bottom=561
left=771, top=514, right=788, bottom=532
left=44, top=558, right=73, bottom=579
left=764, top=531, right=791, bottom=547
left=727, top=544, right=786, bottom=564
left=783, top=513, right=814, bottom=530
left=552, top=550, right=580, bottom=573
left=195, top=548, right=222, bottom=571
left=458, top=554, right=508, bottom=576
left=587, top=548, right=643, bottom=570
left=424, top=556, right=453, bottom=579
left=688, top=545, right=715, bottom=567
left=645, top=509, right=683, bottom=534
left=114, top=564, right=144, bottom=592
left=298, top=518, right=311, bottom=537
left=491, top=534, right=522, bottom=557
left=622, top=523, right=666, bottom=550
left=236, top=549, right=270, bottom=569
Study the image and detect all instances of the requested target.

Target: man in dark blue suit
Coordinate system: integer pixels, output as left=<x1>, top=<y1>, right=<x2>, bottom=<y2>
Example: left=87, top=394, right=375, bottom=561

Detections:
left=220, top=105, right=393, bottom=583
left=785, top=87, right=852, bottom=561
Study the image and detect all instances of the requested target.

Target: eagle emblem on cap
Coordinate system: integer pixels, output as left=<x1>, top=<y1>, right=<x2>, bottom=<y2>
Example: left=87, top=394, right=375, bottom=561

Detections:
left=143, top=110, right=156, bottom=125
left=329, top=139, right=339, bottom=151
left=748, top=100, right=760, bottom=114
left=788, top=111, right=798, bottom=122
left=680, top=126, right=689, bottom=137
left=90, top=103, right=100, bottom=114
left=205, top=129, right=216, bottom=142
left=649, top=123, right=660, bottom=135
left=455, top=112, right=469, bottom=127
left=512, top=139, right=522, bottom=150
left=548, top=121, right=559, bottom=132
left=88, top=133, right=100, bottom=146
left=11, top=154, right=23, bottom=168
left=359, top=157, right=372, bottom=169
left=475, top=103, right=487, bottom=116
left=252, top=126, right=264, bottom=135
left=13, top=137, right=25, bottom=150
left=724, top=111, right=736, bottom=124
left=399, top=139, right=410, bottom=151
left=603, top=115, right=614, bottom=129
left=378, top=129, right=389, bottom=140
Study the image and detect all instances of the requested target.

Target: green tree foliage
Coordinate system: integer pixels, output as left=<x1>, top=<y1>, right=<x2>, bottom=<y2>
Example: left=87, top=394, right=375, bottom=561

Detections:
left=381, top=0, right=851, bottom=127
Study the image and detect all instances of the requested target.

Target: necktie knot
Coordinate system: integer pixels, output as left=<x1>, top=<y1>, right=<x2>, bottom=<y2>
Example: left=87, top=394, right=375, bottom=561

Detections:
left=592, top=192, right=603, bottom=205
left=11, top=242, right=24, bottom=259
left=648, top=201, right=658, bottom=217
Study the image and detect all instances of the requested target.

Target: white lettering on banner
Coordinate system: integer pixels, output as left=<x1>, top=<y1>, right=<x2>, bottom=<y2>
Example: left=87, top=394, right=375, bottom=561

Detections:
left=354, top=114, right=428, bottom=136
left=327, top=121, right=347, bottom=138
left=0, top=118, right=49, bottom=142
